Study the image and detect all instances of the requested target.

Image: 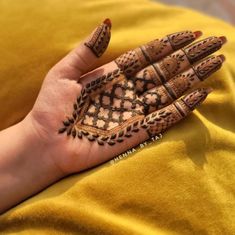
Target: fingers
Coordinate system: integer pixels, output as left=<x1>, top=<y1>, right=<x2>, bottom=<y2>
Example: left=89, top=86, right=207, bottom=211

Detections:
left=50, top=19, right=111, bottom=79
left=141, top=87, right=212, bottom=138
left=133, top=36, right=226, bottom=93
left=139, top=55, right=225, bottom=114
left=114, top=30, right=201, bottom=77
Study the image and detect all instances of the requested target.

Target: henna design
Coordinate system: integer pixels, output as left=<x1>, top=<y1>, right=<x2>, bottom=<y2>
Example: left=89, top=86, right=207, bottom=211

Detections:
left=84, top=19, right=111, bottom=57
left=167, top=31, right=196, bottom=50
left=58, top=57, right=220, bottom=145
left=140, top=86, right=174, bottom=114
left=140, top=55, right=224, bottom=114
left=157, top=52, right=186, bottom=81
left=183, top=37, right=223, bottom=63
left=114, top=49, right=145, bottom=78
left=58, top=30, right=223, bottom=145
left=181, top=87, right=212, bottom=111
left=141, top=105, right=182, bottom=137
left=58, top=69, right=213, bottom=144
left=143, top=37, right=224, bottom=87
left=166, top=55, right=224, bottom=98
left=131, top=66, right=161, bottom=94
left=131, top=35, right=224, bottom=94
left=193, top=55, right=224, bottom=80
left=115, top=31, right=197, bottom=77
left=143, top=88, right=211, bottom=137
left=58, top=68, right=146, bottom=145
left=165, top=71, right=196, bottom=99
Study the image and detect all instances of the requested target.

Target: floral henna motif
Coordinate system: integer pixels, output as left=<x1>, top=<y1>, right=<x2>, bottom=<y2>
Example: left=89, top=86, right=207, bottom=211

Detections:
left=131, top=66, right=161, bottom=94
left=58, top=30, right=224, bottom=146
left=58, top=67, right=213, bottom=144
left=58, top=69, right=146, bottom=145
left=84, top=19, right=111, bottom=57
left=140, top=86, right=173, bottom=114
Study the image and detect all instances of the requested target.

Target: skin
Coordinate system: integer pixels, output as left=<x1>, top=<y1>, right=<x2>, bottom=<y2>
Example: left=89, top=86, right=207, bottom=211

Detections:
left=0, top=19, right=227, bottom=214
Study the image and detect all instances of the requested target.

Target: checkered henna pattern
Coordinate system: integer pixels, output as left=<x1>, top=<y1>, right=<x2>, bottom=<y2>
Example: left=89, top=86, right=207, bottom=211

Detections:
left=58, top=69, right=147, bottom=145
left=57, top=65, right=215, bottom=146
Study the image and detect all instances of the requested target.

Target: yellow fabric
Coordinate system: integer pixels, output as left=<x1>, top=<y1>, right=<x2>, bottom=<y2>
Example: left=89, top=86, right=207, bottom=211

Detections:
left=0, top=0, right=235, bottom=234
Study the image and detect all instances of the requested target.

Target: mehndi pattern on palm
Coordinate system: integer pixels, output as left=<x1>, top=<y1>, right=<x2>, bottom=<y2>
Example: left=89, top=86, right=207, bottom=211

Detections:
left=58, top=26, right=226, bottom=146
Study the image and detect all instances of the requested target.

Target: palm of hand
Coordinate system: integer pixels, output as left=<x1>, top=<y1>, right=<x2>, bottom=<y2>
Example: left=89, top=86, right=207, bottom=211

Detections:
left=28, top=19, right=226, bottom=174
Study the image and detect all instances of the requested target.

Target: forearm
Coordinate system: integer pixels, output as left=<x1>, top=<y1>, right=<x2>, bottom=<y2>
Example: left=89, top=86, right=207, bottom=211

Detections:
left=0, top=117, right=63, bottom=214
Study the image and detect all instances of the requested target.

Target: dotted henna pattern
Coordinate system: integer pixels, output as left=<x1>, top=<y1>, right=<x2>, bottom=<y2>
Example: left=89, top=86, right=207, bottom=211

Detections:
left=158, top=52, right=185, bottom=80
left=139, top=55, right=224, bottom=115
left=84, top=19, right=111, bottom=57
left=193, top=55, right=223, bottom=80
left=167, top=31, right=195, bottom=50
left=183, top=37, right=223, bottom=63
left=115, top=30, right=197, bottom=77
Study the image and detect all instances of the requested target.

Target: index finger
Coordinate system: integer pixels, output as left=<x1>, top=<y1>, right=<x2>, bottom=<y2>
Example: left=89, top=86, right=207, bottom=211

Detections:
left=115, top=30, right=202, bottom=77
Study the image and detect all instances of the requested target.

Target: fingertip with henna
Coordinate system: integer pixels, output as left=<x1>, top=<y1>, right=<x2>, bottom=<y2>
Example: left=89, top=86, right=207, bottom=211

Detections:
left=219, top=36, right=227, bottom=44
left=193, top=30, right=203, bottom=39
left=219, top=54, right=226, bottom=62
left=103, top=18, right=112, bottom=28
left=181, top=87, right=213, bottom=111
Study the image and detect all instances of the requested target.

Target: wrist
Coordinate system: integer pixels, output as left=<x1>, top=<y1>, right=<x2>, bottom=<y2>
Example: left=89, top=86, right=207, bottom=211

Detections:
left=0, top=116, right=65, bottom=214
left=20, top=113, right=66, bottom=179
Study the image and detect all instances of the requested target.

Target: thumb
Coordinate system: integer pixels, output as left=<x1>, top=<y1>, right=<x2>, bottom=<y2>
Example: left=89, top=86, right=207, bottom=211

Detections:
left=51, top=19, right=112, bottom=79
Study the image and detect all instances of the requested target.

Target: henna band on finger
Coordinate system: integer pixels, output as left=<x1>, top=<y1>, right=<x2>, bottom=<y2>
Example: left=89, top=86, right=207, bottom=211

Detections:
left=141, top=36, right=226, bottom=88
left=139, top=55, right=225, bottom=115
left=115, top=30, right=198, bottom=77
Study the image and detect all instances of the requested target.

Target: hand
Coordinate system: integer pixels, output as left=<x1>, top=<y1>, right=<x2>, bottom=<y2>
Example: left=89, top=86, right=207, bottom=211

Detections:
left=25, top=19, right=226, bottom=175
left=0, top=19, right=227, bottom=214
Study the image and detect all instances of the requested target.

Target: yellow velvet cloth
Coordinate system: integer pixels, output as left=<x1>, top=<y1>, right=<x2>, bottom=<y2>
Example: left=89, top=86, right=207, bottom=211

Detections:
left=0, top=0, right=235, bottom=234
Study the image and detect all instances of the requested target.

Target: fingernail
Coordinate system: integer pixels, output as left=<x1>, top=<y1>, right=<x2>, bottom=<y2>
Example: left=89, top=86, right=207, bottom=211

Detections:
left=219, top=36, right=227, bottom=44
left=205, top=87, right=213, bottom=94
left=218, top=54, right=226, bottom=62
left=193, top=31, right=203, bottom=39
left=103, top=18, right=112, bottom=28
